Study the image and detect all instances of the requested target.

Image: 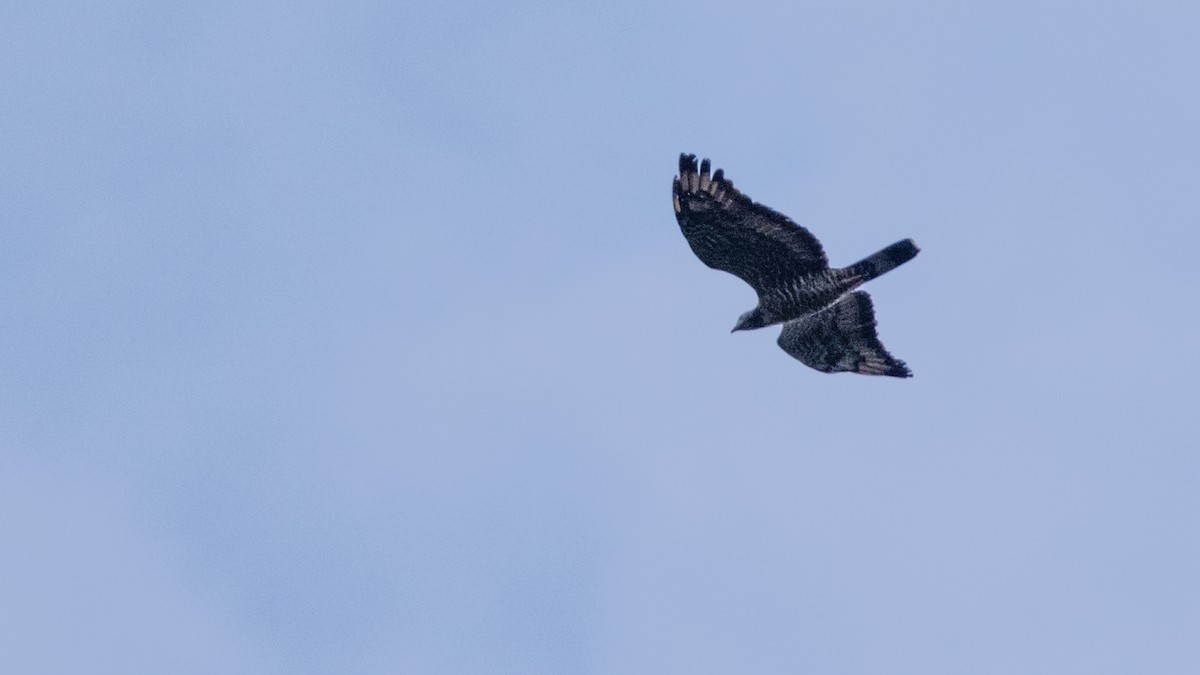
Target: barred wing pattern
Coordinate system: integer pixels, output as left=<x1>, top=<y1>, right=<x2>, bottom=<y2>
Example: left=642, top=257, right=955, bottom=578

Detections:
left=777, top=291, right=912, bottom=378
left=672, top=154, right=829, bottom=293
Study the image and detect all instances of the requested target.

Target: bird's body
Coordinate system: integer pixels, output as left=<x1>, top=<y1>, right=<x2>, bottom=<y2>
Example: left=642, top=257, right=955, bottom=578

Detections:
left=672, top=153, right=918, bottom=377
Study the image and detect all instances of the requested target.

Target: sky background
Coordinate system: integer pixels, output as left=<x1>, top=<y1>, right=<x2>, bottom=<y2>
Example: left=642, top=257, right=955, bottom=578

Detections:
left=3, top=1, right=1199, bottom=673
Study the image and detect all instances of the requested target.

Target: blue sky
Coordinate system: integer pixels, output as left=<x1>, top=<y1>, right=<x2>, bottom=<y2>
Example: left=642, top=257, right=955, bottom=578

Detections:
left=3, top=1, right=1198, bottom=673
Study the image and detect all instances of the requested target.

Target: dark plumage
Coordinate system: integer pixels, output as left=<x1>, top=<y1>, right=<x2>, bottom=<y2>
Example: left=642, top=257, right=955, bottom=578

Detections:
left=777, top=292, right=912, bottom=377
left=672, top=153, right=918, bottom=377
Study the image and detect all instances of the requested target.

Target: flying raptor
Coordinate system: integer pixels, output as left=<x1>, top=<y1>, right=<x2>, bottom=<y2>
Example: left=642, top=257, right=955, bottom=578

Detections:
left=672, top=153, right=919, bottom=377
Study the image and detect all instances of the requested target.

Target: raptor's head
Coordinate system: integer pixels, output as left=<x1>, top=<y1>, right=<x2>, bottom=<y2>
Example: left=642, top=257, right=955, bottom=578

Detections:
left=732, top=309, right=768, bottom=333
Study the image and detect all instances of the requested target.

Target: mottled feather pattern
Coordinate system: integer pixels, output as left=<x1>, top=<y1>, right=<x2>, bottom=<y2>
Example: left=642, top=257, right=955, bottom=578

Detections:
left=777, top=292, right=911, bottom=378
left=673, top=154, right=830, bottom=291
left=672, top=153, right=920, bottom=377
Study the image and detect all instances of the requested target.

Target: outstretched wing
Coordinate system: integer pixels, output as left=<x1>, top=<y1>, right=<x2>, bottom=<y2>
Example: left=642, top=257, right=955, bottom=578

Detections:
left=673, top=154, right=828, bottom=293
left=777, top=291, right=912, bottom=377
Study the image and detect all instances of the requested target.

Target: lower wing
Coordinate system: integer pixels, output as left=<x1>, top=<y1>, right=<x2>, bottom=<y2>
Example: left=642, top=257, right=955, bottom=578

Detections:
left=776, top=291, right=912, bottom=378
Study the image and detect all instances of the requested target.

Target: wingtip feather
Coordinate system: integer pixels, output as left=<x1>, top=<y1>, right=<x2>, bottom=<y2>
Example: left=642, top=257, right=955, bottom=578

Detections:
left=679, top=153, right=697, bottom=176
left=674, top=153, right=745, bottom=211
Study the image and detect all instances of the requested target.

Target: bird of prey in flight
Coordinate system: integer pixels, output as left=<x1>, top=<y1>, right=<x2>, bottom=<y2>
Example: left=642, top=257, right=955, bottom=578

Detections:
left=672, top=153, right=919, bottom=377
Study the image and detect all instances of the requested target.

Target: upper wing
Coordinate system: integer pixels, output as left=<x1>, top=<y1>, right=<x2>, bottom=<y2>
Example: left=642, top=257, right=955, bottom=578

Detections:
left=777, top=291, right=912, bottom=377
left=673, top=153, right=828, bottom=293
